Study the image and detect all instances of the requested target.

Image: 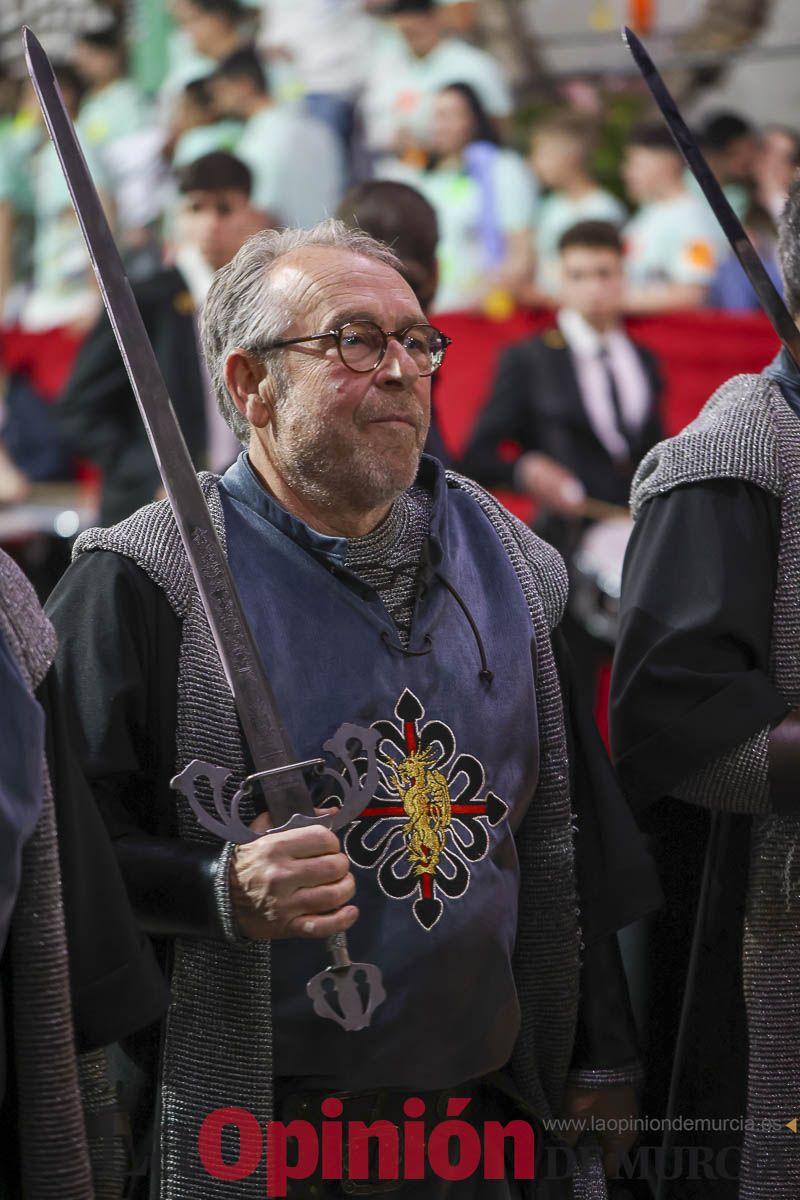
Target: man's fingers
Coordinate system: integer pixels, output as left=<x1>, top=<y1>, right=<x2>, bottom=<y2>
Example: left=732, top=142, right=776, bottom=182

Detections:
left=249, top=823, right=341, bottom=859
left=284, top=825, right=342, bottom=857
left=286, top=874, right=356, bottom=918
left=287, top=905, right=359, bottom=939
left=559, top=478, right=586, bottom=506
left=288, top=853, right=352, bottom=890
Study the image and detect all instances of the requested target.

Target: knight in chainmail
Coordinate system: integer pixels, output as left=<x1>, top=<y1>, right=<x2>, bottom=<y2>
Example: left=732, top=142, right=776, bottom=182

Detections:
left=610, top=179, right=800, bottom=1199
left=0, top=548, right=168, bottom=1198
left=46, top=220, right=659, bottom=1199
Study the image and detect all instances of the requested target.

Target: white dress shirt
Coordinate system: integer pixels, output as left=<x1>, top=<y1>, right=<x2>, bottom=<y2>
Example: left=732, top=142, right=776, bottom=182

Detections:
left=556, top=307, right=652, bottom=462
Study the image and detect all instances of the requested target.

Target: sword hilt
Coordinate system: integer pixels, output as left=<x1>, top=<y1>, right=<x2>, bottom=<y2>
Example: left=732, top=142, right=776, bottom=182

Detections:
left=326, top=932, right=352, bottom=971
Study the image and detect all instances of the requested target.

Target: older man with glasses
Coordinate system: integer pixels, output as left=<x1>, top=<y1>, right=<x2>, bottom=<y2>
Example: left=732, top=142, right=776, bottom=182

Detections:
left=45, top=220, right=658, bottom=1199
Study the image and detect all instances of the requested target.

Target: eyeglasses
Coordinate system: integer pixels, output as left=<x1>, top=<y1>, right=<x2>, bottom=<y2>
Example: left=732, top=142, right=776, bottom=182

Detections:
left=256, top=320, right=452, bottom=377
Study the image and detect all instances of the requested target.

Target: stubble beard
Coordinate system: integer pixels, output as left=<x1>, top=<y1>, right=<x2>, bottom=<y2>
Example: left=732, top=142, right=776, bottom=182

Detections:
left=270, top=383, right=426, bottom=516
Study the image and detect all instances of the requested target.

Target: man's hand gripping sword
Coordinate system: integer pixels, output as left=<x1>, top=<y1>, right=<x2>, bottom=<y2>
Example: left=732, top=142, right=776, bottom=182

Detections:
left=171, top=725, right=388, bottom=1030
left=23, top=26, right=384, bottom=1031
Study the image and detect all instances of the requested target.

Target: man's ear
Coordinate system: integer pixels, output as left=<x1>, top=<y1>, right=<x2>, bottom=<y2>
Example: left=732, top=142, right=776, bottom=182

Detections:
left=224, top=349, right=275, bottom=430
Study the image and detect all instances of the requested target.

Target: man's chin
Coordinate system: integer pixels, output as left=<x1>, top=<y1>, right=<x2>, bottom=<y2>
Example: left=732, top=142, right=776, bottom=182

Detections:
left=350, top=448, right=423, bottom=508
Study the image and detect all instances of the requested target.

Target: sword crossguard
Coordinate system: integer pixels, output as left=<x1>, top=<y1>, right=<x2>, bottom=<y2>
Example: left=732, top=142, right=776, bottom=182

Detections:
left=171, top=722, right=382, bottom=842
left=171, top=725, right=387, bottom=1029
left=319, top=723, right=381, bottom=832
left=170, top=760, right=259, bottom=843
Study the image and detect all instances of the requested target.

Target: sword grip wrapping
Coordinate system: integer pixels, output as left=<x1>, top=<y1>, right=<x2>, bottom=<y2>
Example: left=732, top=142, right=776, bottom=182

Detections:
left=326, top=933, right=352, bottom=970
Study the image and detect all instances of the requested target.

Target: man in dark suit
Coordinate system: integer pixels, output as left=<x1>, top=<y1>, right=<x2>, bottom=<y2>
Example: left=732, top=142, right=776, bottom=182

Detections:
left=462, top=220, right=663, bottom=693
left=57, top=152, right=265, bottom=526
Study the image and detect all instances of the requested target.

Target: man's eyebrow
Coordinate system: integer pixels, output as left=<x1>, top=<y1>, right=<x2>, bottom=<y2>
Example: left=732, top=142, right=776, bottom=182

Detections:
left=324, top=309, right=374, bottom=327
left=324, top=309, right=428, bottom=329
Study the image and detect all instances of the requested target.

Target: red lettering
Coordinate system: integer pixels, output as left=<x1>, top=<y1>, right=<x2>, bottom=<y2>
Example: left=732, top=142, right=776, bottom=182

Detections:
left=198, top=1107, right=262, bottom=1181
left=402, top=1098, right=426, bottom=1180
left=427, top=1116, right=482, bottom=1181
left=483, top=1119, right=535, bottom=1181
left=266, top=1119, right=319, bottom=1198
left=321, top=1098, right=344, bottom=1180
left=348, top=1120, right=400, bottom=1181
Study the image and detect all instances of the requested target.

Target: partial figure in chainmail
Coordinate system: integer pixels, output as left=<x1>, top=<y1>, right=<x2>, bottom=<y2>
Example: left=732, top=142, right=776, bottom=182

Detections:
left=46, top=219, right=660, bottom=1199
left=611, top=178, right=800, bottom=1199
left=0, top=548, right=168, bottom=1199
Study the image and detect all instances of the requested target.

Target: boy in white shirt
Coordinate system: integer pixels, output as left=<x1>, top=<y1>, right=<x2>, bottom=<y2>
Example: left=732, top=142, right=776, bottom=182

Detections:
left=622, top=123, right=725, bottom=313
left=526, top=110, right=626, bottom=303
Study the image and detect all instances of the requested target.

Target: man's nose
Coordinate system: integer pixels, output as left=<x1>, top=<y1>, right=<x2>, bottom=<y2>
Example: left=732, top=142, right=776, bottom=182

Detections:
left=379, top=339, right=419, bottom=386
left=196, top=215, right=217, bottom=240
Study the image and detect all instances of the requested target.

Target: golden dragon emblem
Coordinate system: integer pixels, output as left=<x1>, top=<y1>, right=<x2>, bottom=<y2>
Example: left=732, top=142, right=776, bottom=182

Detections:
left=382, top=746, right=452, bottom=875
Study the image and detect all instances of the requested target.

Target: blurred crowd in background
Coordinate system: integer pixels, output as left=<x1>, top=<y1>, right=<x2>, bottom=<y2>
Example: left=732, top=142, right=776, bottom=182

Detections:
left=0, top=0, right=798, bottom=583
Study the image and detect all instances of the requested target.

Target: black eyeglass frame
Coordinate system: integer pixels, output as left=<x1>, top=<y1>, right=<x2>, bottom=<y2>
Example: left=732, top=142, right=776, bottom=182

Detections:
left=255, top=320, right=453, bottom=377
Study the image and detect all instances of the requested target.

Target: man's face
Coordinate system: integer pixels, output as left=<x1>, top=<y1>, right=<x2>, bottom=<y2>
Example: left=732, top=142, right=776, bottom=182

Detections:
left=559, top=245, right=624, bottom=330
left=720, top=134, right=758, bottom=184
left=74, top=42, right=119, bottom=87
left=180, top=4, right=230, bottom=57
left=177, top=189, right=263, bottom=270
left=430, top=90, right=475, bottom=157
left=759, top=129, right=800, bottom=191
left=392, top=12, right=441, bottom=58
left=530, top=133, right=583, bottom=190
left=252, top=247, right=432, bottom=514
left=208, top=75, right=246, bottom=120
left=622, top=145, right=680, bottom=204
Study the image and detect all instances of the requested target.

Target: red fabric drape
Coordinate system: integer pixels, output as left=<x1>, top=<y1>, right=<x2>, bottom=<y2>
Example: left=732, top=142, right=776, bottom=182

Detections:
left=433, top=308, right=780, bottom=740
left=0, top=325, right=84, bottom=400
left=433, top=308, right=779, bottom=522
left=434, top=308, right=778, bottom=456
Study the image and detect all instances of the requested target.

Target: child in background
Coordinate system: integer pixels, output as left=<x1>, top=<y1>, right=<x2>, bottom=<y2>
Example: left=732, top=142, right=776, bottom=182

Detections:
left=526, top=111, right=625, bottom=304
left=622, top=122, right=725, bottom=313
left=168, top=77, right=243, bottom=166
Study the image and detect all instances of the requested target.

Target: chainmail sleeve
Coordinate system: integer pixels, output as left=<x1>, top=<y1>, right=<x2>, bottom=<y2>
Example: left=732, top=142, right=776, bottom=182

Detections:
left=671, top=725, right=772, bottom=814
left=567, top=1064, right=645, bottom=1089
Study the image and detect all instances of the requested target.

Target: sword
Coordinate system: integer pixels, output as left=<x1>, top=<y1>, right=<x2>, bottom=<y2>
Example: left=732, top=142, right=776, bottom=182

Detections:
left=24, top=27, right=384, bottom=1029
left=623, top=25, right=800, bottom=370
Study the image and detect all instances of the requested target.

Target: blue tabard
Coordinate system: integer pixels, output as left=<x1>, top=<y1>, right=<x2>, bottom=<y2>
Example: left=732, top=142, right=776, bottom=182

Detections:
left=218, top=454, right=540, bottom=1090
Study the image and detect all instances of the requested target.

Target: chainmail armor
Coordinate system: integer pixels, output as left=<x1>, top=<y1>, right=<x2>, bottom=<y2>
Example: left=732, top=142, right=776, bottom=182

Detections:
left=75, top=470, right=608, bottom=1199
left=0, top=551, right=97, bottom=1199
left=631, top=373, right=800, bottom=1198
left=344, top=483, right=433, bottom=646
left=672, top=727, right=771, bottom=815
left=568, top=1065, right=645, bottom=1089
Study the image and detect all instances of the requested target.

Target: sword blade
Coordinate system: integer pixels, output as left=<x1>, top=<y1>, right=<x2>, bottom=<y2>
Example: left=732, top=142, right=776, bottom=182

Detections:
left=622, top=25, right=800, bottom=371
left=23, top=27, right=313, bottom=825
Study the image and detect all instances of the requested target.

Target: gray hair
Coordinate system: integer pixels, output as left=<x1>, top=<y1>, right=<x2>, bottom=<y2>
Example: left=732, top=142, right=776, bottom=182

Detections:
left=779, top=178, right=800, bottom=319
left=200, top=219, right=403, bottom=443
